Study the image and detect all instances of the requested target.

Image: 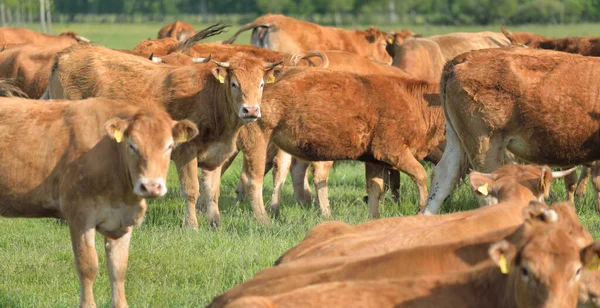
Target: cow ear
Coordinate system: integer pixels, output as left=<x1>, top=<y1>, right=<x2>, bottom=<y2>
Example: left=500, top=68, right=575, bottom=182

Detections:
left=582, top=242, right=600, bottom=271
left=105, top=118, right=130, bottom=143
left=173, top=119, right=199, bottom=145
left=522, top=201, right=557, bottom=225
left=538, top=166, right=553, bottom=198
left=212, top=67, right=228, bottom=84
left=489, top=240, right=516, bottom=275
left=265, top=67, right=283, bottom=84
left=469, top=171, right=495, bottom=197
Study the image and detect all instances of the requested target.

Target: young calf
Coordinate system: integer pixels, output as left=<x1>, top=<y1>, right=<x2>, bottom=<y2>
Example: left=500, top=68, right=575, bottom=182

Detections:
left=0, top=96, right=197, bottom=307
left=276, top=164, right=575, bottom=264
left=224, top=218, right=600, bottom=308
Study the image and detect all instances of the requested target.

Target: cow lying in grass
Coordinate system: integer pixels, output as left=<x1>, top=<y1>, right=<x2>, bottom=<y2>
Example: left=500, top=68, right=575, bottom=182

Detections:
left=0, top=82, right=198, bottom=307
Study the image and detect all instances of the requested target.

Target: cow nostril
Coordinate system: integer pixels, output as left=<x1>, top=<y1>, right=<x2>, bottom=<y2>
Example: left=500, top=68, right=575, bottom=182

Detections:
left=140, top=184, right=149, bottom=193
left=242, top=107, right=250, bottom=114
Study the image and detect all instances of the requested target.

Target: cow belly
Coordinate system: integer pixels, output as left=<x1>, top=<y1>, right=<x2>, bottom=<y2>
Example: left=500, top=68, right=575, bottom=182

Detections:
left=507, top=136, right=600, bottom=166
left=0, top=194, right=61, bottom=218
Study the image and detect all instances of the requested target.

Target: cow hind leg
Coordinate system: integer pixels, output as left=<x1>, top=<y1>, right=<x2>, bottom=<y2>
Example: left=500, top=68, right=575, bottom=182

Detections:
left=382, top=150, right=428, bottom=213
left=564, top=167, right=578, bottom=204
left=69, top=223, right=99, bottom=308
left=590, top=164, right=600, bottom=212
left=240, top=145, right=270, bottom=224
left=388, top=169, right=401, bottom=202
left=311, top=161, right=334, bottom=217
left=104, top=228, right=132, bottom=308
left=365, top=162, right=386, bottom=218
left=423, top=122, right=465, bottom=215
left=268, top=150, right=293, bottom=217
left=576, top=165, right=591, bottom=198
left=291, top=159, right=312, bottom=204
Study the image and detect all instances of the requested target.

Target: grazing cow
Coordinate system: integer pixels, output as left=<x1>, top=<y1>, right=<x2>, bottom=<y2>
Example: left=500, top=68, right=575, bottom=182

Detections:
left=0, top=27, right=90, bottom=45
left=232, top=68, right=445, bottom=221
left=134, top=23, right=230, bottom=57
left=425, top=47, right=600, bottom=215
left=0, top=89, right=198, bottom=307
left=276, top=164, right=575, bottom=264
left=210, top=202, right=595, bottom=307
left=0, top=44, right=71, bottom=98
left=223, top=14, right=395, bottom=63
left=158, top=20, right=196, bottom=41
left=392, top=32, right=510, bottom=84
left=222, top=218, right=600, bottom=308
left=43, top=42, right=283, bottom=228
left=503, top=27, right=600, bottom=57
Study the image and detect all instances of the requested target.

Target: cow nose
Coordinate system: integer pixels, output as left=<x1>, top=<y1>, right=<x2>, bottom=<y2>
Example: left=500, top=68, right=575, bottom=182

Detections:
left=240, top=105, right=261, bottom=119
left=140, top=181, right=163, bottom=198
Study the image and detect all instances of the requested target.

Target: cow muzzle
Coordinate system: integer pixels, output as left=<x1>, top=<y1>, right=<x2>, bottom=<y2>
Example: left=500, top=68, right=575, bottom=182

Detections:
left=134, top=178, right=167, bottom=198
left=239, top=105, right=261, bottom=122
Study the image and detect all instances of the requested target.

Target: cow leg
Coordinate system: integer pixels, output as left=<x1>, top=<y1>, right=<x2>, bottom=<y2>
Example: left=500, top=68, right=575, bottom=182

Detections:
left=200, top=166, right=223, bottom=227
left=175, top=156, right=200, bottom=229
left=576, top=165, right=591, bottom=198
left=69, top=223, right=98, bottom=308
left=365, top=162, right=385, bottom=218
left=104, top=228, right=132, bottom=308
left=388, top=169, right=401, bottom=202
left=311, top=161, right=334, bottom=217
left=423, top=123, right=464, bottom=215
left=564, top=167, right=578, bottom=204
left=268, top=150, right=292, bottom=217
left=591, top=164, right=600, bottom=211
left=240, top=143, right=270, bottom=224
left=292, top=159, right=312, bottom=204
left=384, top=151, right=428, bottom=212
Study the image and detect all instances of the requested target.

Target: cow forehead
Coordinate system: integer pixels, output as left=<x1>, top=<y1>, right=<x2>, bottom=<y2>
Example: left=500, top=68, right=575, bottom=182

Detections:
left=127, top=113, right=174, bottom=148
left=521, top=229, right=582, bottom=268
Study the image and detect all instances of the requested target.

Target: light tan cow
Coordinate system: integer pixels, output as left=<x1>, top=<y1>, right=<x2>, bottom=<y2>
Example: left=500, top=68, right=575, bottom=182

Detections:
left=0, top=27, right=90, bottom=45
left=0, top=88, right=198, bottom=307
left=222, top=218, right=600, bottom=308
left=210, top=202, right=595, bottom=307
left=43, top=42, right=283, bottom=228
left=223, top=14, right=396, bottom=64
left=425, top=47, right=600, bottom=215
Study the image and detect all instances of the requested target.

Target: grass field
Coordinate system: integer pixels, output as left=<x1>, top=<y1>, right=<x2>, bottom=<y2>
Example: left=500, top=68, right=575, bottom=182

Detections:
left=2, top=22, right=600, bottom=307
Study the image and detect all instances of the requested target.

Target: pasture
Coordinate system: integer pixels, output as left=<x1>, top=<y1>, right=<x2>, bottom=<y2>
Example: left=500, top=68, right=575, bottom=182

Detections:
left=1, top=22, right=600, bottom=307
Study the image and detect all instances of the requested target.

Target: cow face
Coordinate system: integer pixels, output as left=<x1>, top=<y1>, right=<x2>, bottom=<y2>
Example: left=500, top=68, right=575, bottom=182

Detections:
left=469, top=165, right=576, bottom=206
left=489, top=211, right=595, bottom=308
left=211, top=55, right=283, bottom=122
left=364, top=26, right=394, bottom=64
left=105, top=112, right=198, bottom=199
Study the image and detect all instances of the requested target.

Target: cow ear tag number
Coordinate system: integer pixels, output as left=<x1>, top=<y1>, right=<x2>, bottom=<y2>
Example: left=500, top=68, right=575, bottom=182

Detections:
left=114, top=129, right=123, bottom=143
left=499, top=254, right=509, bottom=274
left=477, top=183, right=489, bottom=196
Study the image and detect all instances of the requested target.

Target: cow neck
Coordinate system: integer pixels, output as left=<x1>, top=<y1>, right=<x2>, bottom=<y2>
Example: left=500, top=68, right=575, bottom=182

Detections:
left=460, top=263, right=515, bottom=307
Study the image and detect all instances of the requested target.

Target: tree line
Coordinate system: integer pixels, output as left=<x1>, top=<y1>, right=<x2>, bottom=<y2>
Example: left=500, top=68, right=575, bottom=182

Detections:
left=2, top=0, right=600, bottom=25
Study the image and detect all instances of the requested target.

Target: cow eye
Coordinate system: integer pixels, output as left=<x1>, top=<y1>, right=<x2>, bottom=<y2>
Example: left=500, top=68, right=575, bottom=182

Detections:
left=576, top=267, right=582, bottom=278
left=259, top=80, right=264, bottom=89
left=521, top=266, right=529, bottom=279
left=231, top=80, right=239, bottom=89
left=165, top=143, right=174, bottom=154
left=129, top=143, right=139, bottom=155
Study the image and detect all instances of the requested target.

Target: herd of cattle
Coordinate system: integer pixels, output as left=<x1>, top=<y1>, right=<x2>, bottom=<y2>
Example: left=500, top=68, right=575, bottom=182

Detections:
left=3, top=13, right=600, bottom=307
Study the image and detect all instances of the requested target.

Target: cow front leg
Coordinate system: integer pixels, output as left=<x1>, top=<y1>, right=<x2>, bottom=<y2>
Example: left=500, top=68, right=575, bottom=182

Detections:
left=176, top=156, right=200, bottom=229
left=104, top=228, right=132, bottom=308
left=201, top=166, right=223, bottom=227
left=69, top=223, right=99, bottom=308
left=564, top=167, right=578, bottom=204
left=268, top=150, right=292, bottom=217
left=576, top=165, right=591, bottom=198
left=311, top=161, right=333, bottom=217
left=365, top=162, right=386, bottom=218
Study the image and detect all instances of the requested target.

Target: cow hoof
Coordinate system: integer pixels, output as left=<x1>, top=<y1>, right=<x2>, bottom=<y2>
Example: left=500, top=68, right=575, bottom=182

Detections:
left=267, top=206, right=280, bottom=218
left=208, top=216, right=221, bottom=228
left=362, top=196, right=369, bottom=204
left=256, top=215, right=272, bottom=225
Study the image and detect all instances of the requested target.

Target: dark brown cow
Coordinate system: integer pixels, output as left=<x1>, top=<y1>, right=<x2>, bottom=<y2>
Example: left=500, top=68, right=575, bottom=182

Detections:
left=0, top=27, right=90, bottom=45
left=42, top=42, right=283, bottom=228
left=0, top=89, right=197, bottom=307
left=223, top=14, right=395, bottom=63
left=210, top=202, right=595, bottom=307
left=158, top=20, right=196, bottom=41
left=221, top=218, right=600, bottom=308
left=425, top=47, right=600, bottom=215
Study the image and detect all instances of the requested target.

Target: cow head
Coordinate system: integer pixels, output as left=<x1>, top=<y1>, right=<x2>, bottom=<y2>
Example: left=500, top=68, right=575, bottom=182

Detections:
left=469, top=165, right=576, bottom=206
left=59, top=31, right=91, bottom=43
left=364, top=26, right=394, bottom=64
left=489, top=207, right=598, bottom=308
left=210, top=54, right=283, bottom=122
left=105, top=111, right=198, bottom=199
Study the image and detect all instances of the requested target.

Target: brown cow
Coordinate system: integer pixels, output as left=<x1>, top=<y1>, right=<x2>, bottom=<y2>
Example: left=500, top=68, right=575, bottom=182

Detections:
left=0, top=27, right=90, bottom=45
left=158, top=20, right=196, bottom=41
left=210, top=202, right=594, bottom=307
left=43, top=43, right=283, bottom=228
left=425, top=47, right=600, bottom=215
left=0, top=89, right=198, bottom=307
left=223, top=219, right=600, bottom=308
left=503, top=27, right=600, bottom=57
left=392, top=32, right=510, bottom=84
left=276, top=164, right=575, bottom=264
left=223, top=14, right=395, bottom=63
left=134, top=23, right=229, bottom=57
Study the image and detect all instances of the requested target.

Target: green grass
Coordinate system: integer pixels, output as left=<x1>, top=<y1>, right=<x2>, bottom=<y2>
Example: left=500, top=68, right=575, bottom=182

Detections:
left=2, top=22, right=600, bottom=307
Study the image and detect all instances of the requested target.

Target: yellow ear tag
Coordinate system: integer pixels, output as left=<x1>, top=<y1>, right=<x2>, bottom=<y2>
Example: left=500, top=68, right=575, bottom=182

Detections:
left=499, top=254, right=510, bottom=274
left=266, top=75, right=276, bottom=84
left=218, top=74, right=225, bottom=84
left=477, top=183, right=489, bottom=196
left=387, top=38, right=394, bottom=44
left=175, top=130, right=188, bottom=143
left=114, top=129, right=123, bottom=143
left=586, top=256, right=600, bottom=271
